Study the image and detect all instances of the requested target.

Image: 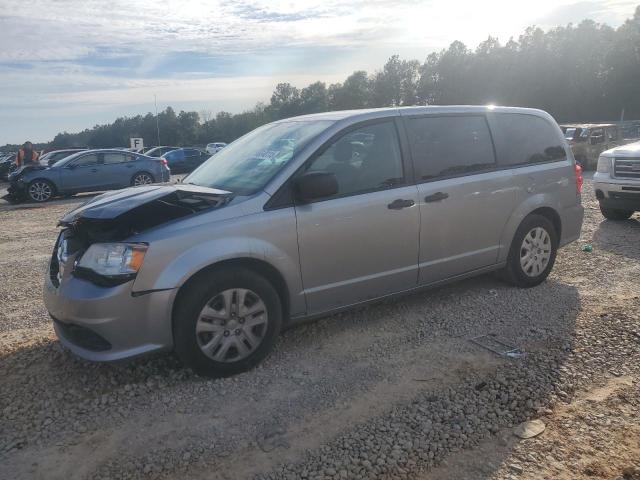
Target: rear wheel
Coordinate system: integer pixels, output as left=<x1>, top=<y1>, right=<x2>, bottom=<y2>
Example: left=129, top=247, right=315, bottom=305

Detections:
left=131, top=172, right=154, bottom=186
left=173, top=267, right=282, bottom=377
left=503, top=214, right=558, bottom=288
left=27, top=179, right=55, bottom=202
left=599, top=204, right=633, bottom=221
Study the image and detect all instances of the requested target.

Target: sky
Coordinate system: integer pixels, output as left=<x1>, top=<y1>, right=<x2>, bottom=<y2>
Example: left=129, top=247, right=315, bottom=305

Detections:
left=0, top=0, right=637, bottom=145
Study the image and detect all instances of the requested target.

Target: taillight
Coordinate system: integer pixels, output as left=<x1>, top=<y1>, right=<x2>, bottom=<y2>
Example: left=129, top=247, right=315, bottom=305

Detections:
left=160, top=158, right=168, bottom=167
left=574, top=163, right=583, bottom=194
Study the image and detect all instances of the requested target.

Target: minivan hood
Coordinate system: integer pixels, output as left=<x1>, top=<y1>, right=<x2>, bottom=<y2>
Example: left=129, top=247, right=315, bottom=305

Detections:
left=59, top=184, right=232, bottom=242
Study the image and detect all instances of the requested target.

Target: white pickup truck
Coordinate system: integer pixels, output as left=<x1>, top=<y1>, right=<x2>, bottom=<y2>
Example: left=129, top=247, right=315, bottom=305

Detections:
left=594, top=141, right=640, bottom=220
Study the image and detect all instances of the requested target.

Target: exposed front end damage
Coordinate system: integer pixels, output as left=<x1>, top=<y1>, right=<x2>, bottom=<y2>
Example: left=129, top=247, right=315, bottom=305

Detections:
left=2, top=165, right=47, bottom=203
left=45, top=184, right=233, bottom=361
left=59, top=184, right=233, bottom=243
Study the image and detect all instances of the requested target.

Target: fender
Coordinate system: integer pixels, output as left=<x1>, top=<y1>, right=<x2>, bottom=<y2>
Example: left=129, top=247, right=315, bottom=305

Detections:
left=131, top=210, right=306, bottom=316
left=497, top=192, right=561, bottom=263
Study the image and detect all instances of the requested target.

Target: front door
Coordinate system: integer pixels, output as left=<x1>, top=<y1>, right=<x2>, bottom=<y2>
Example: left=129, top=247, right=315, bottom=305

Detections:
left=403, top=114, right=516, bottom=285
left=294, top=120, right=420, bottom=314
left=59, top=153, right=102, bottom=192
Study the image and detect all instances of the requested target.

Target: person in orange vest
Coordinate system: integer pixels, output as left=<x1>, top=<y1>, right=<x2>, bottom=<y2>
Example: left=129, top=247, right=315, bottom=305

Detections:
left=15, top=141, right=39, bottom=167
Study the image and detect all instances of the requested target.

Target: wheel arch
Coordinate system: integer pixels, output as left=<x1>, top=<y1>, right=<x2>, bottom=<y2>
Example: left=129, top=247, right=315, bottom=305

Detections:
left=498, top=196, right=562, bottom=263
left=171, top=257, right=291, bottom=332
left=528, top=206, right=562, bottom=241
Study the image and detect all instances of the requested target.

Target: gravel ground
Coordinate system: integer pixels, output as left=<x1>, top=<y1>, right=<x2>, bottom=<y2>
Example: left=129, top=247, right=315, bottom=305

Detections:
left=0, top=175, right=638, bottom=480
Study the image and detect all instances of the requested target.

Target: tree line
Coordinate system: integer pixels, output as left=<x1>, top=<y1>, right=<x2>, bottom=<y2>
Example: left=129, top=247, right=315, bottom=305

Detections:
left=16, top=6, right=640, bottom=150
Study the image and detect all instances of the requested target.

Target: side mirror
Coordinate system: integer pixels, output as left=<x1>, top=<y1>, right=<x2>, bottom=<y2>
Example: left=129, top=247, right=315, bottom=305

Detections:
left=294, top=171, right=339, bottom=203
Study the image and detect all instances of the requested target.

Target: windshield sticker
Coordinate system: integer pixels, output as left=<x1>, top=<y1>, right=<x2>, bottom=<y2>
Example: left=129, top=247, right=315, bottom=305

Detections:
left=255, top=149, right=280, bottom=161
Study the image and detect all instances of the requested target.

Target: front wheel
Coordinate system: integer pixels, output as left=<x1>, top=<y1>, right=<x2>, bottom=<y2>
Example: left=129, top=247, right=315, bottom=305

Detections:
left=599, top=204, right=633, bottom=221
left=502, top=214, right=558, bottom=288
left=131, top=172, right=154, bottom=186
left=27, top=179, right=55, bottom=202
left=173, top=267, right=282, bottom=377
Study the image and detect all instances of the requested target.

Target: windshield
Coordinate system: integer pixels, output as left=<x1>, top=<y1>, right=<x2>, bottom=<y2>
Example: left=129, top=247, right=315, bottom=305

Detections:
left=564, top=128, right=577, bottom=140
left=185, top=120, right=332, bottom=195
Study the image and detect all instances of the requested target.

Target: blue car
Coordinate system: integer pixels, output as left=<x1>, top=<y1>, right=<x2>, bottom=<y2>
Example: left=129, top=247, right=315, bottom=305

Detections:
left=5, top=149, right=171, bottom=203
left=161, top=148, right=210, bottom=174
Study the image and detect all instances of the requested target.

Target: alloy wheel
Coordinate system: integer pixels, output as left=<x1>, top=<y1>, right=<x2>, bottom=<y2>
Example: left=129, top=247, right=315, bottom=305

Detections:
left=133, top=173, right=153, bottom=186
left=28, top=181, right=52, bottom=202
left=196, top=288, right=268, bottom=362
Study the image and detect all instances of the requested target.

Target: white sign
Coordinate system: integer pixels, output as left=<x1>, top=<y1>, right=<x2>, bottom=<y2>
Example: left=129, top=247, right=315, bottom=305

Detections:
left=130, top=138, right=144, bottom=150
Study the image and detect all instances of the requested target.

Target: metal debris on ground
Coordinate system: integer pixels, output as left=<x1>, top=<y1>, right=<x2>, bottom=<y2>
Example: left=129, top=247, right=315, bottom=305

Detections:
left=469, top=334, right=525, bottom=358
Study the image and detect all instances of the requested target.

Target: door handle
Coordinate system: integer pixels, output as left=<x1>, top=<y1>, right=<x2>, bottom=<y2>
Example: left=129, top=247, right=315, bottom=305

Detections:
left=90, top=168, right=98, bottom=173
left=424, top=192, right=449, bottom=203
left=387, top=199, right=415, bottom=210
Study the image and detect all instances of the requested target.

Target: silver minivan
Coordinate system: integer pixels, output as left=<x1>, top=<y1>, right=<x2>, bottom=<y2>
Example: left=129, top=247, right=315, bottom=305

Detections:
left=44, top=106, right=584, bottom=376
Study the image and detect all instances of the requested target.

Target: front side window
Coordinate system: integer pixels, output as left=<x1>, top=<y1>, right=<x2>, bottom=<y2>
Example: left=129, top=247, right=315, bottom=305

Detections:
left=491, top=114, right=566, bottom=167
left=71, top=153, right=99, bottom=167
left=406, top=115, right=496, bottom=180
left=186, top=120, right=332, bottom=195
left=304, top=121, right=404, bottom=197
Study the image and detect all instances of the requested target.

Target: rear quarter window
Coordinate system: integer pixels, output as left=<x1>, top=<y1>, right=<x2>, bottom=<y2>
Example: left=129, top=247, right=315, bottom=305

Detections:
left=489, top=113, right=566, bottom=167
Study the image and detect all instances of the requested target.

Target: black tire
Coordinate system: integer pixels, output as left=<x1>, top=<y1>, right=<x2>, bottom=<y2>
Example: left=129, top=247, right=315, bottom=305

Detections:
left=599, top=204, right=633, bottom=221
left=131, top=171, right=155, bottom=186
left=27, top=179, right=56, bottom=202
left=173, top=267, right=282, bottom=377
left=502, top=214, right=558, bottom=288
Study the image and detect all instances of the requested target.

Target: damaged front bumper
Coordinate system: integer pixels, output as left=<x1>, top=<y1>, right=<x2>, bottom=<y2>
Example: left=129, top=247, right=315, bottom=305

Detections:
left=3, top=180, right=27, bottom=203
left=43, top=184, right=233, bottom=361
left=44, top=269, right=176, bottom=361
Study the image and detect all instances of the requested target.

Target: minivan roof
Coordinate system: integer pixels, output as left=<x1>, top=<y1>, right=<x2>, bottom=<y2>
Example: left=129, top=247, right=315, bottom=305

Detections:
left=276, top=105, right=553, bottom=124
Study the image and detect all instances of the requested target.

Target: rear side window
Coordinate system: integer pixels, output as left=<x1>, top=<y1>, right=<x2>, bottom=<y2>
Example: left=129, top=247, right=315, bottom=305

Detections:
left=103, top=152, right=128, bottom=164
left=490, top=114, right=566, bottom=167
left=406, top=115, right=496, bottom=181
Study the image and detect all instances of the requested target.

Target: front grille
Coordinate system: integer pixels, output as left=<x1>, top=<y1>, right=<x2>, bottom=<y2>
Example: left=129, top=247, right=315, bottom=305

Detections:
left=53, top=318, right=112, bottom=351
left=614, top=157, right=640, bottom=179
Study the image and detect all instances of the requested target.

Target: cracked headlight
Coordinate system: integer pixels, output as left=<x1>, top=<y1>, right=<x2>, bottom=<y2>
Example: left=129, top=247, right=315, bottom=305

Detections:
left=77, top=243, right=147, bottom=278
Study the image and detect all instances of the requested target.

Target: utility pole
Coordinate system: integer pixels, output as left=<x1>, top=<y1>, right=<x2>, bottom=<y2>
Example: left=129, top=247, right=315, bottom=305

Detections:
left=154, top=94, right=161, bottom=146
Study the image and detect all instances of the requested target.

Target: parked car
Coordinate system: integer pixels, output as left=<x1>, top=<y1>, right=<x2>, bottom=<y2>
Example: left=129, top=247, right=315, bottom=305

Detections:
left=161, top=148, right=210, bottom=173
left=5, top=149, right=170, bottom=203
left=144, top=146, right=179, bottom=158
left=560, top=123, right=622, bottom=170
left=593, top=140, right=640, bottom=220
left=0, top=153, right=16, bottom=181
left=39, top=148, right=87, bottom=167
left=206, top=142, right=227, bottom=155
left=44, top=106, right=583, bottom=376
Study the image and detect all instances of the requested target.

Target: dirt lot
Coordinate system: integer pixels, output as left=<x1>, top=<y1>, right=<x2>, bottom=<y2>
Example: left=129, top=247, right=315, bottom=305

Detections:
left=0, top=176, right=639, bottom=480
